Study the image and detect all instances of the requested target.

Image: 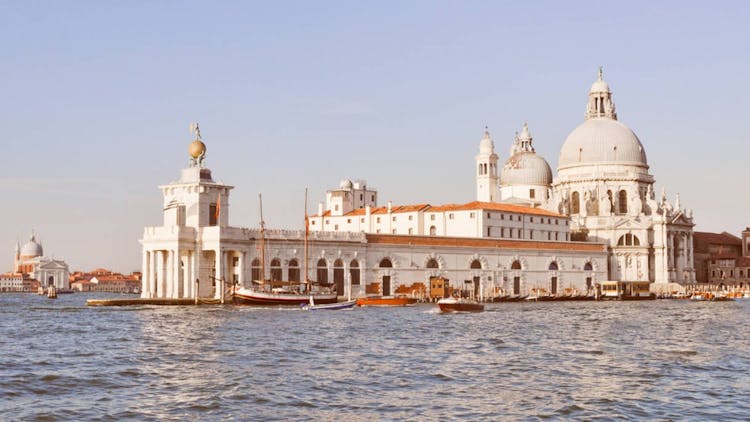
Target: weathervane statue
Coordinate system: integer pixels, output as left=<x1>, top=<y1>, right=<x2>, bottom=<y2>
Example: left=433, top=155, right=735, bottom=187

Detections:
left=188, top=122, right=207, bottom=168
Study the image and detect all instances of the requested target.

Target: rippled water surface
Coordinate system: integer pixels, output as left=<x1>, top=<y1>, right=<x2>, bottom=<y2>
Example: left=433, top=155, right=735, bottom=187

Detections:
left=2, top=293, right=750, bottom=420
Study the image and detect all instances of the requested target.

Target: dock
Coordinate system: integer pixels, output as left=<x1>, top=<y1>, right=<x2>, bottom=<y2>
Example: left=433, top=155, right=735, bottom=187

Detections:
left=86, top=298, right=222, bottom=306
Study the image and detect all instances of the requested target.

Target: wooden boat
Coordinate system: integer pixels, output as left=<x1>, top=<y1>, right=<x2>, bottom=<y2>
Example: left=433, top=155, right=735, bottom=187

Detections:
left=301, top=296, right=356, bottom=311
left=356, top=295, right=418, bottom=307
left=233, top=191, right=337, bottom=306
left=437, top=297, right=484, bottom=313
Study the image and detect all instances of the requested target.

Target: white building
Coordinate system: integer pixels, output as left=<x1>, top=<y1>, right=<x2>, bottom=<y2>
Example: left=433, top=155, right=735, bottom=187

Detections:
left=140, top=129, right=609, bottom=300
left=549, top=69, right=696, bottom=284
left=11, top=233, right=70, bottom=290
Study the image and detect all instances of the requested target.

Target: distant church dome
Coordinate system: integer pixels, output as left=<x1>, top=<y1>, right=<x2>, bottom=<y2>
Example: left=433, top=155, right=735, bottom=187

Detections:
left=500, top=123, right=552, bottom=187
left=558, top=69, right=648, bottom=171
left=20, top=234, right=43, bottom=258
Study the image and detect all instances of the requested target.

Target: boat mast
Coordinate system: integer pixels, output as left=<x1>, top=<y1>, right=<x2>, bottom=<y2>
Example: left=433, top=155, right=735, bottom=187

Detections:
left=304, top=188, right=310, bottom=292
left=259, top=193, right=266, bottom=286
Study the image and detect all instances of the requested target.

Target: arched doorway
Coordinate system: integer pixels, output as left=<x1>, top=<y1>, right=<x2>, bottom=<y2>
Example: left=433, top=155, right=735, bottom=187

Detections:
left=333, top=259, right=344, bottom=295
left=350, top=260, right=360, bottom=286
left=316, top=259, right=328, bottom=285
left=549, top=261, right=559, bottom=295
left=48, top=276, right=54, bottom=287
left=511, top=260, right=522, bottom=295
left=288, top=259, right=299, bottom=283
left=470, top=259, right=482, bottom=299
left=251, top=258, right=261, bottom=282
left=584, top=262, right=593, bottom=291
left=270, top=258, right=282, bottom=281
left=380, top=258, right=393, bottom=296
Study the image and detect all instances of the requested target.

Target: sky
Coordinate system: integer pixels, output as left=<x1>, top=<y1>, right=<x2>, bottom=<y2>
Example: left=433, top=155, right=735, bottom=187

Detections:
left=2, top=1, right=749, bottom=273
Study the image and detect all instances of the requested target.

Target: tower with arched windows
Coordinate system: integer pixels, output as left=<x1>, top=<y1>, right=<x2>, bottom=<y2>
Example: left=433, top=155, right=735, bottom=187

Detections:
left=475, top=128, right=500, bottom=202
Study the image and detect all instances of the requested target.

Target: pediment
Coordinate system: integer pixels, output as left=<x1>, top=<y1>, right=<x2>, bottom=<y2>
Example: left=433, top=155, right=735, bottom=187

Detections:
left=613, top=217, right=645, bottom=230
left=38, top=260, right=68, bottom=270
left=670, top=211, right=693, bottom=226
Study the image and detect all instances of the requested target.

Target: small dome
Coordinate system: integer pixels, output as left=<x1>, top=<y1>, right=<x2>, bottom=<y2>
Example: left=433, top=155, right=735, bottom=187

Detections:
left=188, top=140, right=206, bottom=159
left=20, top=235, right=43, bottom=258
left=501, top=152, right=553, bottom=187
left=590, top=79, right=610, bottom=93
left=558, top=118, right=648, bottom=170
left=339, top=179, right=353, bottom=189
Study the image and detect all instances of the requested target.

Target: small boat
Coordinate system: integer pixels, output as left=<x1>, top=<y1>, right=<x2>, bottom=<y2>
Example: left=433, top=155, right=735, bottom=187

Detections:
left=47, top=286, right=57, bottom=299
left=356, top=295, right=418, bottom=307
left=437, top=296, right=484, bottom=313
left=301, top=296, right=356, bottom=311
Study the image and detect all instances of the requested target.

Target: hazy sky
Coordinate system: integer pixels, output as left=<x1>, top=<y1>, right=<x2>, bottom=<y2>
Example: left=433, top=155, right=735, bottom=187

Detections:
left=3, top=1, right=748, bottom=273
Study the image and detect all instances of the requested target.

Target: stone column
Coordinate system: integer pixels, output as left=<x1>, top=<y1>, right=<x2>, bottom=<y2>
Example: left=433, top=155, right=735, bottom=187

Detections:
left=165, top=250, right=174, bottom=298
left=141, top=249, right=150, bottom=298
left=214, top=249, right=223, bottom=300
left=156, top=250, right=164, bottom=298
left=173, top=250, right=181, bottom=299
left=238, top=251, right=246, bottom=286
left=344, top=262, right=351, bottom=300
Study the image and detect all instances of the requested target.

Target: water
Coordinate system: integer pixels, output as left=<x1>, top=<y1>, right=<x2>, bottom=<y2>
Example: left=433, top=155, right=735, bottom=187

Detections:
left=2, top=294, right=749, bottom=421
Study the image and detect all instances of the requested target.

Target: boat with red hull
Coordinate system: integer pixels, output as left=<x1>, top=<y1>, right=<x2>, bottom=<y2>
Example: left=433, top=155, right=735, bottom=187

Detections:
left=437, top=297, right=484, bottom=313
left=356, top=296, right=418, bottom=307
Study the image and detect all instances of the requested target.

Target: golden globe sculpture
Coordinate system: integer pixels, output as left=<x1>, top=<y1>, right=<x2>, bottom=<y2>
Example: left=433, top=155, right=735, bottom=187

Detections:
left=189, top=139, right=206, bottom=159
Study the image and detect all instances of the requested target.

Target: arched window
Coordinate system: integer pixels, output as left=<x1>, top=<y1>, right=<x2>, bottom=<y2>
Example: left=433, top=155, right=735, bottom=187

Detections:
left=316, top=259, right=328, bottom=284
left=470, top=259, right=482, bottom=269
left=350, top=260, right=360, bottom=285
left=251, top=258, right=261, bottom=281
left=583, top=262, right=593, bottom=271
left=571, top=191, right=580, bottom=214
left=333, top=259, right=345, bottom=295
left=617, top=234, right=641, bottom=246
left=618, top=190, right=628, bottom=214
left=379, top=258, right=393, bottom=268
left=607, top=190, right=614, bottom=213
left=478, top=163, right=483, bottom=175
left=511, top=260, right=522, bottom=270
left=549, top=261, right=559, bottom=271
left=426, top=258, right=439, bottom=269
left=429, top=225, right=437, bottom=236
left=288, top=259, right=299, bottom=282
left=270, top=258, right=282, bottom=281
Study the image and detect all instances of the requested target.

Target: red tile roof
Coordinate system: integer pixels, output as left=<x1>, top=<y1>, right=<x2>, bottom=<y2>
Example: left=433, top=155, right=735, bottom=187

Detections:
left=694, top=231, right=741, bottom=253
left=365, top=234, right=604, bottom=252
left=313, top=201, right=565, bottom=218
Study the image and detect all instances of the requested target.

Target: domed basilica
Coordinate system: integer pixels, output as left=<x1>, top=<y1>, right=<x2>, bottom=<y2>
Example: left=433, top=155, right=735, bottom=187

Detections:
left=484, top=69, right=696, bottom=283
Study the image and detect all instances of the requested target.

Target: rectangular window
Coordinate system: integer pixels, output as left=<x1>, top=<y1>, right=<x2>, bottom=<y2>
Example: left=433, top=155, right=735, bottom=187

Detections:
left=487, top=213, right=491, bottom=218
left=470, top=212, right=475, bottom=218
left=325, top=220, right=330, bottom=225
left=487, top=227, right=491, bottom=236
left=408, top=215, right=413, bottom=221
left=360, top=194, right=363, bottom=200
left=408, top=228, right=413, bottom=235
left=376, top=217, right=381, bottom=223
left=530, top=217, right=534, bottom=223
left=371, top=195, right=375, bottom=201
left=334, top=224, right=339, bottom=231
left=530, top=189, right=535, bottom=199
left=449, top=213, right=454, bottom=220
left=501, top=228, right=505, bottom=238
left=430, top=214, right=435, bottom=221
left=530, top=231, right=534, bottom=239
left=392, top=216, right=396, bottom=221
left=347, top=219, right=351, bottom=223
left=312, top=221, right=316, bottom=225
left=518, top=229, right=522, bottom=238
left=555, top=232, right=559, bottom=240
left=209, top=204, right=218, bottom=226
left=501, top=214, right=504, bottom=220
left=392, top=229, right=396, bottom=234
left=555, top=219, right=559, bottom=225
left=360, top=218, right=364, bottom=223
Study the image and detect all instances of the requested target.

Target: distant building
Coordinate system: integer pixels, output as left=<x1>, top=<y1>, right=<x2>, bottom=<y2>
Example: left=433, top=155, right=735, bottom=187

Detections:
left=693, top=230, right=750, bottom=287
left=70, top=269, right=141, bottom=293
left=5, top=233, right=70, bottom=291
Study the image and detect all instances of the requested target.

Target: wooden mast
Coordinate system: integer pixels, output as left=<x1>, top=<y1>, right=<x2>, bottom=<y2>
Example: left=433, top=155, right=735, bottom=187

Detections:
left=304, top=188, right=310, bottom=292
left=259, top=193, right=266, bottom=287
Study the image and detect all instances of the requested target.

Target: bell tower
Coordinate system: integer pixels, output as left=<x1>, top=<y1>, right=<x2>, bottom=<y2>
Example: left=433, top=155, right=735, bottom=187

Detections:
left=475, top=127, right=499, bottom=202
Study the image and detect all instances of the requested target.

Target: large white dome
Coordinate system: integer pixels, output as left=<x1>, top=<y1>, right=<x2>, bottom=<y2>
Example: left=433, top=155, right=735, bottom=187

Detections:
left=20, top=235, right=43, bottom=258
left=501, top=152, right=552, bottom=187
left=558, top=118, right=648, bottom=170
